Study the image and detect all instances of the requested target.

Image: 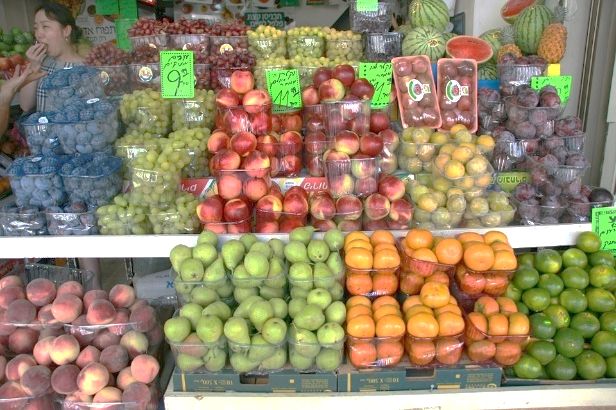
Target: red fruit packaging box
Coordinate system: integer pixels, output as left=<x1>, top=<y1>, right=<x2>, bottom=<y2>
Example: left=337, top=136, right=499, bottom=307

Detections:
left=436, top=59, right=478, bottom=133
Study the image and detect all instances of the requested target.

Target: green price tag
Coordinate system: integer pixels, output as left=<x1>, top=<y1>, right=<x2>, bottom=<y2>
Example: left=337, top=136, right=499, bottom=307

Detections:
left=160, top=51, right=194, bottom=99
left=115, top=19, right=135, bottom=51
left=592, top=207, right=616, bottom=255
left=359, top=62, right=392, bottom=109
left=266, top=69, right=302, bottom=114
left=490, top=172, right=530, bottom=193
left=96, top=0, right=119, bottom=15
left=119, top=0, right=138, bottom=19
left=531, top=76, right=572, bottom=105
left=357, top=0, right=378, bottom=12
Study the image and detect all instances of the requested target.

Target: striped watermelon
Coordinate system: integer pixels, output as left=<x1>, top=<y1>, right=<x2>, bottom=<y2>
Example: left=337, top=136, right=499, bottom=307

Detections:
left=445, top=36, right=493, bottom=63
left=398, top=24, right=414, bottom=38
left=407, top=0, right=450, bottom=32
left=479, top=29, right=502, bottom=63
left=402, top=26, right=446, bottom=61
left=501, top=0, right=545, bottom=23
left=478, top=63, right=498, bottom=80
left=514, top=5, right=553, bottom=54
left=442, top=32, right=457, bottom=42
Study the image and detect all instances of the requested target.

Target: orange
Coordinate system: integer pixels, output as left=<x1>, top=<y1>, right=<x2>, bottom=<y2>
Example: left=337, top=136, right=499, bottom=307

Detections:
left=374, top=243, right=398, bottom=254
left=487, top=313, right=509, bottom=343
left=346, top=273, right=373, bottom=296
left=434, top=238, right=463, bottom=265
left=463, top=243, right=495, bottom=272
left=508, top=312, right=530, bottom=336
left=466, top=312, right=488, bottom=341
left=467, top=340, right=496, bottom=362
left=457, top=232, right=484, bottom=244
left=458, top=267, right=486, bottom=295
left=345, top=232, right=370, bottom=246
left=411, top=248, right=438, bottom=263
left=491, top=250, right=518, bottom=270
left=490, top=241, right=514, bottom=254
left=401, top=295, right=423, bottom=313
left=348, top=342, right=377, bottom=367
left=345, top=239, right=373, bottom=253
left=346, top=315, right=376, bottom=338
left=375, top=315, right=406, bottom=338
left=419, top=282, right=450, bottom=309
left=370, top=230, right=395, bottom=247
left=400, top=271, right=424, bottom=296
left=373, top=305, right=403, bottom=322
left=474, top=296, right=499, bottom=316
left=437, top=311, right=465, bottom=337
left=406, top=312, right=439, bottom=338
left=398, top=238, right=412, bottom=253
left=462, top=240, right=486, bottom=251
left=406, top=229, right=434, bottom=250
left=376, top=340, right=404, bottom=366
left=434, top=304, right=462, bottom=316
left=372, top=296, right=399, bottom=312
left=435, top=338, right=463, bottom=365
left=372, top=273, right=398, bottom=296
left=484, top=274, right=510, bottom=296
left=483, top=231, right=509, bottom=246
left=494, top=340, right=522, bottom=366
left=373, top=249, right=401, bottom=270
left=405, top=305, right=434, bottom=320
left=425, top=271, right=450, bottom=287
left=407, top=339, right=436, bottom=366
left=347, top=305, right=373, bottom=322
left=346, top=295, right=372, bottom=310
left=448, top=296, right=458, bottom=306
left=345, top=248, right=374, bottom=270
left=496, top=297, right=518, bottom=315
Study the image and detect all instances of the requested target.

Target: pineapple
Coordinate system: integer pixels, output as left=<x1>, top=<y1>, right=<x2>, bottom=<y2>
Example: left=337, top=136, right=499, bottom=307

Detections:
left=497, top=26, right=522, bottom=61
left=537, top=6, right=567, bottom=63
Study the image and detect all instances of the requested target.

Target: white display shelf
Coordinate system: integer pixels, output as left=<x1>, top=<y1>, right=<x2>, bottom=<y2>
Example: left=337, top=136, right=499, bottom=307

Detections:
left=163, top=379, right=616, bottom=409
left=0, top=223, right=591, bottom=258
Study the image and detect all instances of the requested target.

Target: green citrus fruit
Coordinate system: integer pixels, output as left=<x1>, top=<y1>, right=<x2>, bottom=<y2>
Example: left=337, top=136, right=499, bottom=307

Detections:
left=530, top=313, right=556, bottom=340
left=553, top=328, right=584, bottom=358
left=600, top=311, right=616, bottom=333
left=516, top=301, right=530, bottom=315
left=575, top=350, right=607, bottom=380
left=560, top=267, right=590, bottom=290
left=570, top=312, right=601, bottom=339
left=606, top=356, right=616, bottom=378
left=537, top=273, right=564, bottom=297
left=586, top=287, right=616, bottom=313
left=513, top=354, right=543, bottom=379
left=513, top=266, right=540, bottom=290
left=522, top=288, right=551, bottom=312
left=527, top=340, right=557, bottom=365
left=535, top=249, right=563, bottom=274
left=589, top=265, right=616, bottom=289
left=546, top=354, right=577, bottom=380
left=576, top=232, right=602, bottom=254
left=562, top=248, right=588, bottom=269
left=591, top=330, right=616, bottom=357
left=589, top=250, right=615, bottom=268
left=559, top=289, right=588, bottom=314
left=517, top=253, right=535, bottom=268
left=544, top=304, right=570, bottom=329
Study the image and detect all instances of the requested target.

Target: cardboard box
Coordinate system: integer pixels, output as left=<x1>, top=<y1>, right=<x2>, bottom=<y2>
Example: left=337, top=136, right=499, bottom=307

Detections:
left=172, top=366, right=337, bottom=392
left=337, top=363, right=502, bottom=392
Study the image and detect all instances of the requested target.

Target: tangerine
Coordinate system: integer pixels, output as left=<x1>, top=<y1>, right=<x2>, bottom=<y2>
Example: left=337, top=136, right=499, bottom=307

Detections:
left=401, top=295, right=423, bottom=313
left=484, top=231, right=510, bottom=245
left=345, top=232, right=370, bottom=246
left=345, top=247, right=373, bottom=270
left=346, top=315, right=376, bottom=338
left=346, top=295, right=372, bottom=310
left=376, top=315, right=406, bottom=338
left=434, top=238, right=464, bottom=265
left=374, top=249, right=401, bottom=270
left=437, top=311, right=465, bottom=337
left=347, top=305, right=373, bottom=322
left=491, top=250, right=517, bottom=270
left=348, top=342, right=377, bottom=367
left=412, top=248, right=439, bottom=263
left=420, top=282, right=450, bottom=309
left=467, top=340, right=497, bottom=362
left=400, top=271, right=424, bottom=296
left=407, top=339, right=436, bottom=366
left=376, top=340, right=404, bottom=366
left=464, top=243, right=495, bottom=272
left=406, top=312, right=439, bottom=338
left=425, top=271, right=450, bottom=287
left=435, top=338, right=463, bottom=365
left=374, top=305, right=403, bottom=322
left=406, top=229, right=434, bottom=250
left=372, top=273, right=398, bottom=296
left=372, top=296, right=399, bottom=312
left=346, top=273, right=373, bottom=296
left=371, top=230, right=395, bottom=247
left=457, top=232, right=484, bottom=244
left=466, top=312, right=488, bottom=341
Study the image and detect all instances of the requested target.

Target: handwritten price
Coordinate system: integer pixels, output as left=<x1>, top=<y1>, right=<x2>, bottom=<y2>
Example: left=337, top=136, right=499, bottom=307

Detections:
left=160, top=51, right=194, bottom=99
left=266, top=69, right=302, bottom=113
left=359, top=62, right=392, bottom=108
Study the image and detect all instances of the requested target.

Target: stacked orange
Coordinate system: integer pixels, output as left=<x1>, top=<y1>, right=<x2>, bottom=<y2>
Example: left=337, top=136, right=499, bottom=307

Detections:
left=398, top=229, right=463, bottom=296
left=403, top=281, right=465, bottom=366
left=344, top=231, right=401, bottom=297
left=345, top=295, right=406, bottom=368
left=455, top=231, right=518, bottom=297
left=465, top=295, right=530, bottom=366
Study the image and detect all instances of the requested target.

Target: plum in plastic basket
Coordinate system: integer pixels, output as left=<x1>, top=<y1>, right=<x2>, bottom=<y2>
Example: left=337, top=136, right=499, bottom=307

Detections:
left=59, top=153, right=123, bottom=207
left=7, top=155, right=69, bottom=208
left=0, top=204, right=47, bottom=236
left=45, top=202, right=98, bottom=235
left=40, top=66, right=105, bottom=110
left=21, top=112, right=63, bottom=155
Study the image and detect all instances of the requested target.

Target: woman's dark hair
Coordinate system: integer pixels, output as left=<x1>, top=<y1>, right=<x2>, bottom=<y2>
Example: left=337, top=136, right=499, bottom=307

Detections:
left=35, top=2, right=82, bottom=43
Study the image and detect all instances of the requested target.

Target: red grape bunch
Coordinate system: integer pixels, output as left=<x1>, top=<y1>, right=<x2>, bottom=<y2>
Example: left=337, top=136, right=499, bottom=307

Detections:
left=84, top=41, right=131, bottom=66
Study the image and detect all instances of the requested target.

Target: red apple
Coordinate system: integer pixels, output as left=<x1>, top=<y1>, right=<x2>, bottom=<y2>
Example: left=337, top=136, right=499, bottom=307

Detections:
left=302, top=86, right=320, bottom=106
left=332, top=64, right=355, bottom=87
left=313, top=67, right=333, bottom=88
left=318, top=79, right=345, bottom=102
left=350, top=78, right=375, bottom=100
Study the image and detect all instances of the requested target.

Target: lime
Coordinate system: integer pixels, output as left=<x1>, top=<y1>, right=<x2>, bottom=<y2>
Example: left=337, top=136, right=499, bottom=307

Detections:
left=518, top=253, right=535, bottom=268
left=589, top=265, right=616, bottom=289
left=522, top=288, right=551, bottom=312
left=591, top=330, right=616, bottom=357
left=527, top=340, right=557, bottom=365
left=586, top=287, right=616, bottom=313
left=575, top=350, right=607, bottom=380
left=576, top=232, right=602, bottom=254
left=553, top=328, right=584, bottom=358
left=570, top=312, right=601, bottom=339
left=535, top=249, right=563, bottom=274
left=600, top=311, right=616, bottom=333
left=513, top=266, right=540, bottom=290
left=513, top=354, right=544, bottom=379
left=606, top=356, right=616, bottom=378
left=562, top=248, right=588, bottom=269
left=530, top=313, right=556, bottom=340
left=589, top=250, right=615, bottom=268
left=546, top=354, right=577, bottom=380
left=537, top=274, right=564, bottom=297
left=544, top=304, right=570, bottom=329
left=503, top=282, right=522, bottom=301
left=516, top=301, right=530, bottom=315
left=559, top=289, right=588, bottom=314
left=560, top=267, right=590, bottom=290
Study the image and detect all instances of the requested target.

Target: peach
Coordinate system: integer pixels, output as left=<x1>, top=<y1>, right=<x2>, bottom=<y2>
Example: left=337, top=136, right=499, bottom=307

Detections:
left=310, top=193, right=336, bottom=220
left=379, top=129, right=400, bottom=151
left=280, top=131, right=302, bottom=156
left=37, top=326, right=62, bottom=340
left=223, top=107, right=250, bottom=135
left=390, top=199, right=413, bottom=225
left=282, top=114, right=302, bottom=132
left=243, top=150, right=271, bottom=178
left=280, top=218, right=306, bottom=232
left=281, top=155, right=302, bottom=176
left=130, top=354, right=159, bottom=384
left=243, top=177, right=269, bottom=202
left=51, top=365, right=80, bottom=395
left=268, top=182, right=284, bottom=201
left=107, top=285, right=135, bottom=309
left=242, top=90, right=271, bottom=114
left=147, top=323, right=164, bottom=348
left=306, top=155, right=325, bottom=177
left=283, top=193, right=309, bottom=214
left=116, top=367, right=138, bottom=391
left=255, top=221, right=279, bottom=233
left=337, top=218, right=362, bottom=232
left=212, top=148, right=242, bottom=171
left=69, top=315, right=96, bottom=345
left=93, top=386, right=122, bottom=406
left=363, top=217, right=388, bottom=231
left=387, top=219, right=408, bottom=230
left=335, top=131, right=360, bottom=155
left=350, top=154, right=377, bottom=179
left=306, top=116, right=325, bottom=133
left=7, top=299, right=36, bottom=324
left=20, top=365, right=51, bottom=396
left=380, top=150, right=398, bottom=174
left=0, top=355, right=5, bottom=382
left=206, top=131, right=230, bottom=154
left=0, top=276, right=23, bottom=290
left=230, top=70, right=254, bottom=94
left=119, top=332, right=148, bottom=361
left=83, top=290, right=109, bottom=311
left=0, top=309, right=16, bottom=337
left=0, top=286, right=25, bottom=309
left=86, top=299, right=116, bottom=326
left=217, top=174, right=243, bottom=200
left=319, top=78, right=345, bottom=102
left=99, top=345, right=129, bottom=374
left=230, top=131, right=257, bottom=157
left=355, top=177, right=378, bottom=198
left=269, top=156, right=281, bottom=177
left=335, top=195, right=363, bottom=220
left=50, top=334, right=80, bottom=365
left=215, top=88, right=240, bottom=109
left=304, top=132, right=328, bottom=155
left=286, top=186, right=308, bottom=201
left=51, top=294, right=83, bottom=324
left=256, top=134, right=278, bottom=157
left=56, top=281, right=84, bottom=298
left=364, top=193, right=391, bottom=220
left=122, top=381, right=151, bottom=406
left=255, top=194, right=283, bottom=222
left=333, top=64, right=355, bottom=87
left=378, top=175, right=405, bottom=201
left=349, top=114, right=370, bottom=135
left=9, top=328, right=38, bottom=354
left=350, top=78, right=375, bottom=100
left=92, top=329, right=122, bottom=351
left=312, top=219, right=337, bottom=231
left=36, top=304, right=57, bottom=326
left=32, top=336, right=54, bottom=366
left=203, top=223, right=227, bottom=234
left=128, top=300, right=148, bottom=313
left=76, top=345, right=101, bottom=369
left=302, top=85, right=320, bottom=106
left=271, top=115, right=282, bottom=133
left=130, top=306, right=156, bottom=333
left=25, top=278, right=56, bottom=307
left=5, top=354, right=36, bottom=381
left=196, top=197, right=224, bottom=223
left=0, top=381, right=27, bottom=400
left=77, top=362, right=109, bottom=396
left=63, top=391, right=93, bottom=404
left=328, top=174, right=354, bottom=197
left=370, top=112, right=390, bottom=133
left=109, top=308, right=131, bottom=336
left=251, top=111, right=272, bottom=135
left=360, top=133, right=384, bottom=157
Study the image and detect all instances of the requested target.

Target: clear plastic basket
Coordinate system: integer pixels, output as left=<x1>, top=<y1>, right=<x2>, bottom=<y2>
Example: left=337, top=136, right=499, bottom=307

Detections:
left=59, top=154, right=123, bottom=207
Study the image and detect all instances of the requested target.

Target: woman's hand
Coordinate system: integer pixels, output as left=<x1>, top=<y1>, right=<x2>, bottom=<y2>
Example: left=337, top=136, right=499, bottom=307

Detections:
left=2, top=64, right=47, bottom=96
left=25, top=42, right=47, bottom=67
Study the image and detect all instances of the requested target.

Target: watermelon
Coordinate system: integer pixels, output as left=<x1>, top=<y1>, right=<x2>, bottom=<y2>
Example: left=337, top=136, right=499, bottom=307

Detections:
left=501, top=0, right=545, bottom=23
left=514, top=5, right=553, bottom=54
left=398, top=24, right=414, bottom=38
left=442, top=32, right=457, bottom=42
left=479, top=29, right=502, bottom=63
left=478, top=63, right=498, bottom=80
left=402, top=26, right=446, bottom=62
left=445, top=36, right=493, bottom=64
left=407, top=0, right=450, bottom=32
